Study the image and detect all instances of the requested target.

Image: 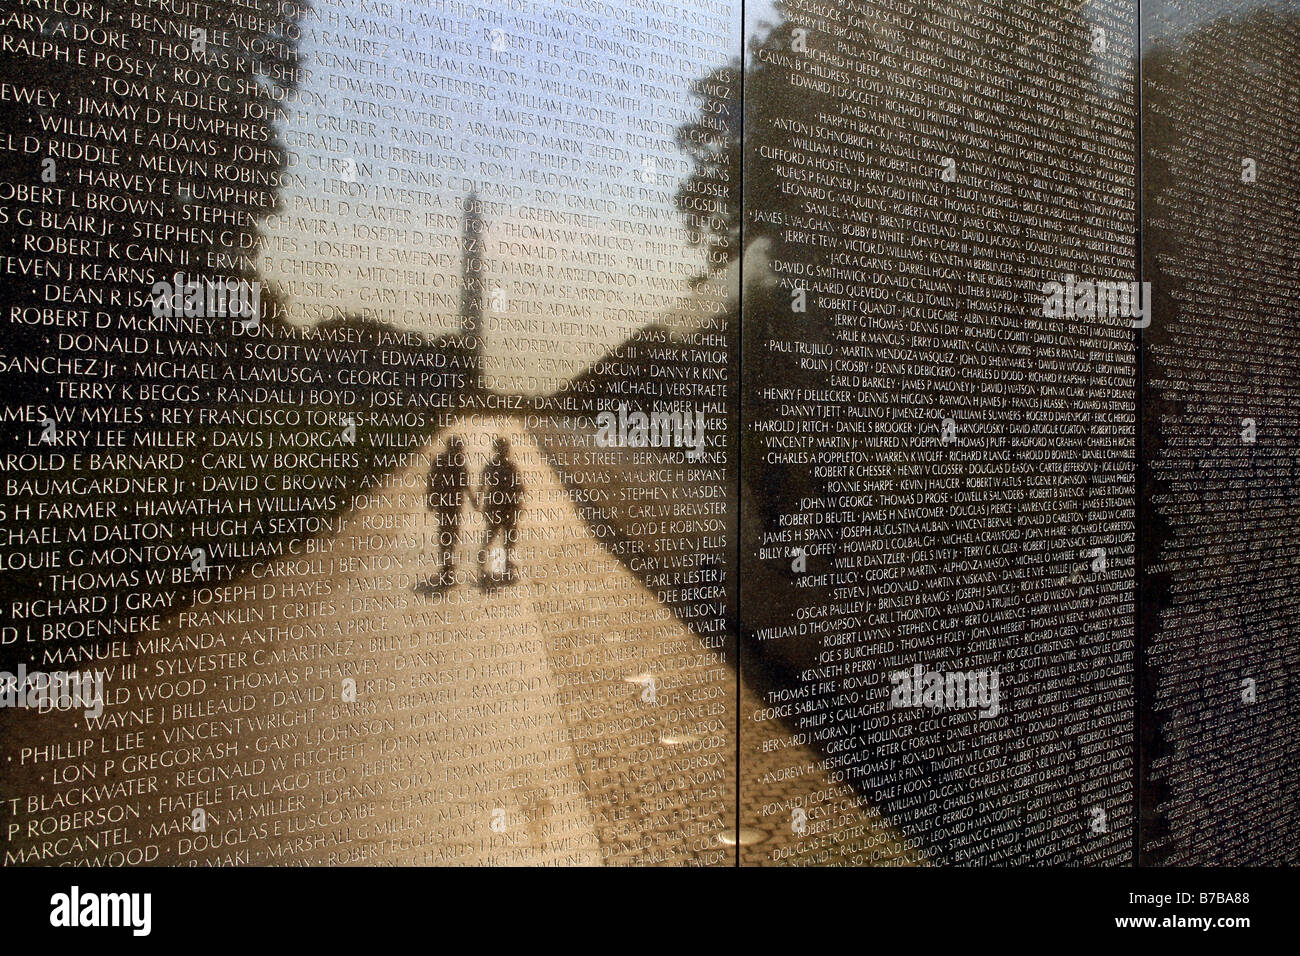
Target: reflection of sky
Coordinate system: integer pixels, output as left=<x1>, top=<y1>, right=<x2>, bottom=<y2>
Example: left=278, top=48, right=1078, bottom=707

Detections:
left=261, top=0, right=742, bottom=392
left=1142, top=0, right=1281, bottom=47
left=746, top=0, right=781, bottom=45
left=256, top=0, right=1238, bottom=394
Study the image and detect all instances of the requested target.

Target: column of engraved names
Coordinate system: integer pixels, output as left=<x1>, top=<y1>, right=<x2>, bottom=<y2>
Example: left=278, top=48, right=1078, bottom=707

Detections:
left=741, top=0, right=1135, bottom=865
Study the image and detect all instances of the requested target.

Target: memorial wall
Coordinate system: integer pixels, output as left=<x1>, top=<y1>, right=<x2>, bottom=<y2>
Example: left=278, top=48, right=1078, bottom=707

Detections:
left=1139, top=0, right=1300, bottom=866
left=737, top=0, right=1136, bottom=866
left=0, top=0, right=743, bottom=867
left=0, top=0, right=1295, bottom=867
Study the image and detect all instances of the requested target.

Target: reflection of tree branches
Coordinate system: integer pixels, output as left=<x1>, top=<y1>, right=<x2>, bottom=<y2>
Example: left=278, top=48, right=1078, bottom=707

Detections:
left=675, top=63, right=741, bottom=284
left=671, top=0, right=1156, bottom=865
left=675, top=1, right=1102, bottom=285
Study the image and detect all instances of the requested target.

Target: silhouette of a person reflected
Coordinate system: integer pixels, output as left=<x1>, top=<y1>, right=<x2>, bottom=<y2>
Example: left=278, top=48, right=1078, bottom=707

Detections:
left=420, top=436, right=470, bottom=593
left=478, top=437, right=522, bottom=588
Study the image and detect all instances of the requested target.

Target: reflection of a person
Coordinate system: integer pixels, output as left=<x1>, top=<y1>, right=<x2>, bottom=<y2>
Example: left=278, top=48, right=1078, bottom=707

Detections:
left=478, top=437, right=522, bottom=588
left=421, top=437, right=469, bottom=593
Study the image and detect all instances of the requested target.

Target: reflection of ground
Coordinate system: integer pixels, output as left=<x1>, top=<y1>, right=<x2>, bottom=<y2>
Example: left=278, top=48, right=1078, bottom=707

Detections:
left=3, top=415, right=916, bottom=866
left=527, top=412, right=921, bottom=865
left=738, top=699, right=922, bottom=866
